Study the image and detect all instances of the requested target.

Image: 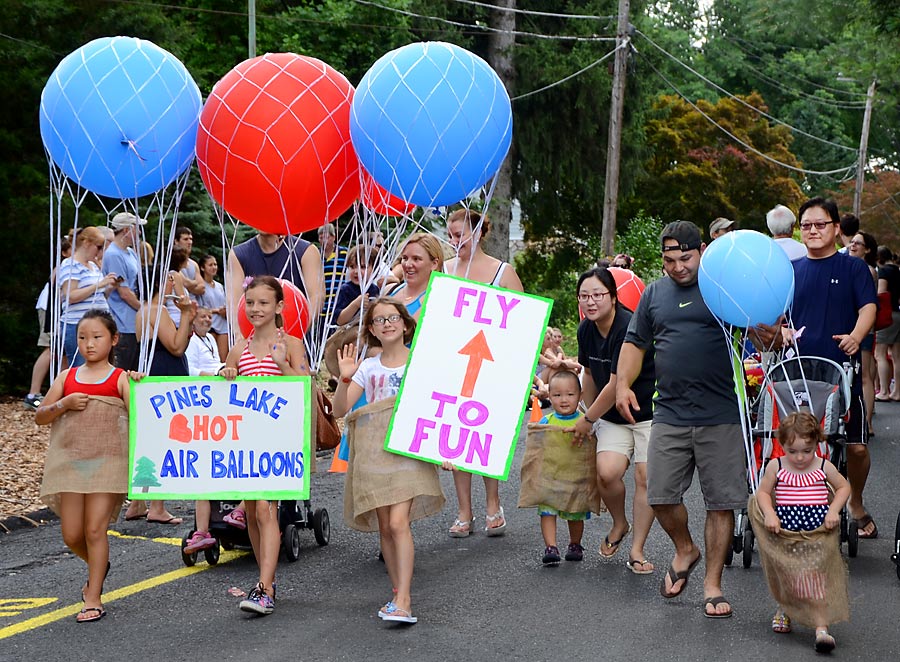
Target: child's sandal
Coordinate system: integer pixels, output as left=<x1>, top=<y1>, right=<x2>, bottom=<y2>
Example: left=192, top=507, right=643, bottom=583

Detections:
left=485, top=506, right=506, bottom=536
left=771, top=611, right=791, bottom=634
left=448, top=518, right=475, bottom=538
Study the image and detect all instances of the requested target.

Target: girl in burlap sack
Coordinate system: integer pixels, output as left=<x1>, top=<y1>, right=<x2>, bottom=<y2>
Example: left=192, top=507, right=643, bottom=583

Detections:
left=219, top=276, right=310, bottom=617
left=754, top=412, right=851, bottom=653
left=333, top=297, right=444, bottom=625
left=519, top=371, right=599, bottom=566
left=36, top=309, right=137, bottom=623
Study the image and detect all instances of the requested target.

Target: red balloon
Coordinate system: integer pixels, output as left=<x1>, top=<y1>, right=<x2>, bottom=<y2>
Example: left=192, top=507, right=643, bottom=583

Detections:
left=196, top=53, right=360, bottom=234
left=360, top=168, right=414, bottom=217
left=237, top=279, right=311, bottom=340
left=608, top=267, right=645, bottom=311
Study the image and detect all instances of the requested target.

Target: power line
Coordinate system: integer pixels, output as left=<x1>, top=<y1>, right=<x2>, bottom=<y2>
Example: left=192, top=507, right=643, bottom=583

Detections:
left=98, top=0, right=461, bottom=35
left=641, top=55, right=858, bottom=178
left=354, top=0, right=617, bottom=41
left=448, top=0, right=616, bottom=21
left=723, top=35, right=869, bottom=100
left=635, top=30, right=860, bottom=153
left=512, top=42, right=622, bottom=101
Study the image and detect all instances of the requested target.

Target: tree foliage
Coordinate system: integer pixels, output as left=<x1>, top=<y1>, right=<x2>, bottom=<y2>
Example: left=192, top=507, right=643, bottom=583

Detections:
left=626, top=92, right=803, bottom=234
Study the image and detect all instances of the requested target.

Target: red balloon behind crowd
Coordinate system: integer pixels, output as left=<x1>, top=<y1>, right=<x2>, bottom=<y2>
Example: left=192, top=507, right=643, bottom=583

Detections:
left=360, top=168, right=415, bottom=217
left=608, top=267, right=645, bottom=311
left=196, top=53, right=360, bottom=235
left=237, top=279, right=311, bottom=340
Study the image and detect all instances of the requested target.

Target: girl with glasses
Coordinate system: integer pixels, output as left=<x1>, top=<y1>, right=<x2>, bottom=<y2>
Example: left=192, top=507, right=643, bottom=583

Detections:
left=333, top=297, right=444, bottom=624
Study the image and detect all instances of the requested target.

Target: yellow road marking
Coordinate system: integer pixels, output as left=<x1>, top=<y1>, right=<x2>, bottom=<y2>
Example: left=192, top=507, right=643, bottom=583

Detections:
left=107, top=530, right=183, bottom=546
left=0, top=598, right=58, bottom=617
left=0, top=549, right=247, bottom=640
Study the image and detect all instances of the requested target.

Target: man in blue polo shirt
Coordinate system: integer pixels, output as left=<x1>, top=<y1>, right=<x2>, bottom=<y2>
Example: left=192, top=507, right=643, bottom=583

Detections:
left=755, top=197, right=877, bottom=538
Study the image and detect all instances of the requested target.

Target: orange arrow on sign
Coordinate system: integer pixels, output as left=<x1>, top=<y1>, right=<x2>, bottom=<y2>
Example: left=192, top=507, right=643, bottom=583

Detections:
left=458, top=330, right=494, bottom=397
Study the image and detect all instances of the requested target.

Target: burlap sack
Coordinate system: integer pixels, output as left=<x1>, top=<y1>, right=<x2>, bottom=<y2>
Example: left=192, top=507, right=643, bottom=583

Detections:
left=343, top=396, right=445, bottom=532
left=748, top=494, right=849, bottom=628
left=40, top=396, right=128, bottom=522
left=518, top=423, right=601, bottom=514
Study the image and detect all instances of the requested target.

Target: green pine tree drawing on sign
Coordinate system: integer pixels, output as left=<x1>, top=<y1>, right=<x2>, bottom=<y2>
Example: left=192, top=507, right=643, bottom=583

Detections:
left=132, top=456, right=162, bottom=493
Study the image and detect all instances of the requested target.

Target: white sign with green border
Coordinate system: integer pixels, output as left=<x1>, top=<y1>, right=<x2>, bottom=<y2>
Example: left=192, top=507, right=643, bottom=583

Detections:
left=386, top=272, right=552, bottom=480
left=129, top=376, right=311, bottom=500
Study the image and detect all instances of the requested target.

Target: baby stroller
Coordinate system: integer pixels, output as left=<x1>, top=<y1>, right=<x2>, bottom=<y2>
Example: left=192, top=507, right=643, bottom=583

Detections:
left=181, top=500, right=330, bottom=567
left=732, top=355, right=857, bottom=568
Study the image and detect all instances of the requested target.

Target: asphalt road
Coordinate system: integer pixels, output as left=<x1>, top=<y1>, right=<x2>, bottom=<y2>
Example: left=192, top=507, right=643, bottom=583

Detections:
left=1, top=405, right=899, bottom=662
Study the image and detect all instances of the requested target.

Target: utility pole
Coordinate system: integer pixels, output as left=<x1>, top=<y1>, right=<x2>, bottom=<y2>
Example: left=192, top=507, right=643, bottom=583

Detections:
left=248, top=0, right=257, bottom=59
left=485, top=0, right=516, bottom=262
left=853, top=79, right=877, bottom=218
left=601, top=0, right=630, bottom=256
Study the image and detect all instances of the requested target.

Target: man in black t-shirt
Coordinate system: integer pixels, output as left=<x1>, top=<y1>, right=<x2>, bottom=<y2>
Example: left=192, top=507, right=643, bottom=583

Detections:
left=616, top=221, right=744, bottom=619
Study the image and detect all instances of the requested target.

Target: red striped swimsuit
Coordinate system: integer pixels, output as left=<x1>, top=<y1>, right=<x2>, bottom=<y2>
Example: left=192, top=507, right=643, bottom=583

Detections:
left=237, top=334, right=283, bottom=377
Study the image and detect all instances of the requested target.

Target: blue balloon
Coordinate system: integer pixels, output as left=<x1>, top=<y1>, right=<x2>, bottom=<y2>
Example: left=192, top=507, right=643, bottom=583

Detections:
left=350, top=42, right=512, bottom=208
left=40, top=37, right=201, bottom=199
left=699, top=230, right=795, bottom=327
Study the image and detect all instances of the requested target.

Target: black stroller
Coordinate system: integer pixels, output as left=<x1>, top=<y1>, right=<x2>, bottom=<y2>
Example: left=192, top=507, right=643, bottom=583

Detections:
left=181, top=500, right=330, bottom=567
left=731, top=355, right=857, bottom=568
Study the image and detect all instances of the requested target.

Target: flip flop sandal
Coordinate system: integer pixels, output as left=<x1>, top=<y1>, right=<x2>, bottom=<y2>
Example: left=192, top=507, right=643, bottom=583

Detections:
left=703, top=596, right=734, bottom=619
left=626, top=558, right=654, bottom=575
left=814, top=630, right=836, bottom=653
left=485, top=507, right=507, bottom=537
left=659, top=552, right=702, bottom=598
left=380, top=602, right=417, bottom=624
left=853, top=514, right=878, bottom=539
left=448, top=518, right=475, bottom=538
left=599, top=523, right=632, bottom=558
left=76, top=607, right=106, bottom=623
left=224, top=508, right=247, bottom=530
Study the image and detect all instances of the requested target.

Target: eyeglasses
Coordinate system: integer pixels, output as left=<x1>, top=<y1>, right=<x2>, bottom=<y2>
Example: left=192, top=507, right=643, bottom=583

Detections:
left=372, top=314, right=402, bottom=326
left=799, top=221, right=834, bottom=231
left=374, top=242, right=384, bottom=248
left=577, top=292, right=611, bottom=302
left=848, top=240, right=865, bottom=247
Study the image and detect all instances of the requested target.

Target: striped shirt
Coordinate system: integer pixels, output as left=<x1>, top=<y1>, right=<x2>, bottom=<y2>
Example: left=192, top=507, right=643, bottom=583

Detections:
left=321, top=245, right=348, bottom=316
left=774, top=462, right=829, bottom=506
left=237, top=338, right=283, bottom=377
left=57, top=258, right=109, bottom=323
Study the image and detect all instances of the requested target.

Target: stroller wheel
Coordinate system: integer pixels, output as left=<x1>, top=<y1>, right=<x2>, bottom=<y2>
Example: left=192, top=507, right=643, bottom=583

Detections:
left=181, top=533, right=198, bottom=567
left=733, top=532, right=743, bottom=554
left=313, top=508, right=331, bottom=546
left=204, top=540, right=221, bottom=566
left=847, top=520, right=859, bottom=558
left=742, top=529, right=754, bottom=569
left=894, top=512, right=900, bottom=580
left=283, top=523, right=301, bottom=562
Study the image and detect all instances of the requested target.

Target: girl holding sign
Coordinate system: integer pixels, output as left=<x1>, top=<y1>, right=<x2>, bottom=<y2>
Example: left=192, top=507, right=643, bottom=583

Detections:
left=333, top=298, right=445, bottom=625
left=219, top=276, right=310, bottom=616
left=444, top=209, right=524, bottom=537
left=36, top=309, right=140, bottom=623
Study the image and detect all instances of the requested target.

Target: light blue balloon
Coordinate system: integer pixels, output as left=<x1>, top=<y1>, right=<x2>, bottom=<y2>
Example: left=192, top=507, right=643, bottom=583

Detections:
left=350, top=42, right=512, bottom=208
left=699, top=230, right=795, bottom=327
left=40, top=36, right=201, bottom=199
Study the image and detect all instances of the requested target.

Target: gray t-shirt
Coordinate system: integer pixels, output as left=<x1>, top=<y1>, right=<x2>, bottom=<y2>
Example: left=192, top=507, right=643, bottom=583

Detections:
left=624, top=276, right=740, bottom=426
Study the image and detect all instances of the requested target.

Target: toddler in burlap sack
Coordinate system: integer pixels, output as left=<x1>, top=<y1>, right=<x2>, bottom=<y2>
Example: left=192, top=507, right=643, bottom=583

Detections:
left=333, top=297, right=444, bottom=625
left=519, top=371, right=601, bottom=566
left=753, top=411, right=851, bottom=654
left=36, top=309, right=141, bottom=624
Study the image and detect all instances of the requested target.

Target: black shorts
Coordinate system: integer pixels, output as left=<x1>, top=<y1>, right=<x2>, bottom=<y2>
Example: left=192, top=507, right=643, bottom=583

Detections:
left=114, top=333, right=139, bottom=372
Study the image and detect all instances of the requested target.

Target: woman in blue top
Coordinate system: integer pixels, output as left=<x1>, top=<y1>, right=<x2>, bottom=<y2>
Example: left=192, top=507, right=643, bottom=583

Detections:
left=383, top=233, right=444, bottom=320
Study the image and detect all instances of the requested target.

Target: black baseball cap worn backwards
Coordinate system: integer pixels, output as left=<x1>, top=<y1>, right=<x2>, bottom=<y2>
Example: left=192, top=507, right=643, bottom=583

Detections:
left=660, top=220, right=702, bottom=252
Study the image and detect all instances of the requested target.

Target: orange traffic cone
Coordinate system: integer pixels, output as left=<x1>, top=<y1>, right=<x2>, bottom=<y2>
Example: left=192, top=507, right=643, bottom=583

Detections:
left=329, top=451, right=348, bottom=473
left=529, top=396, right=543, bottom=423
